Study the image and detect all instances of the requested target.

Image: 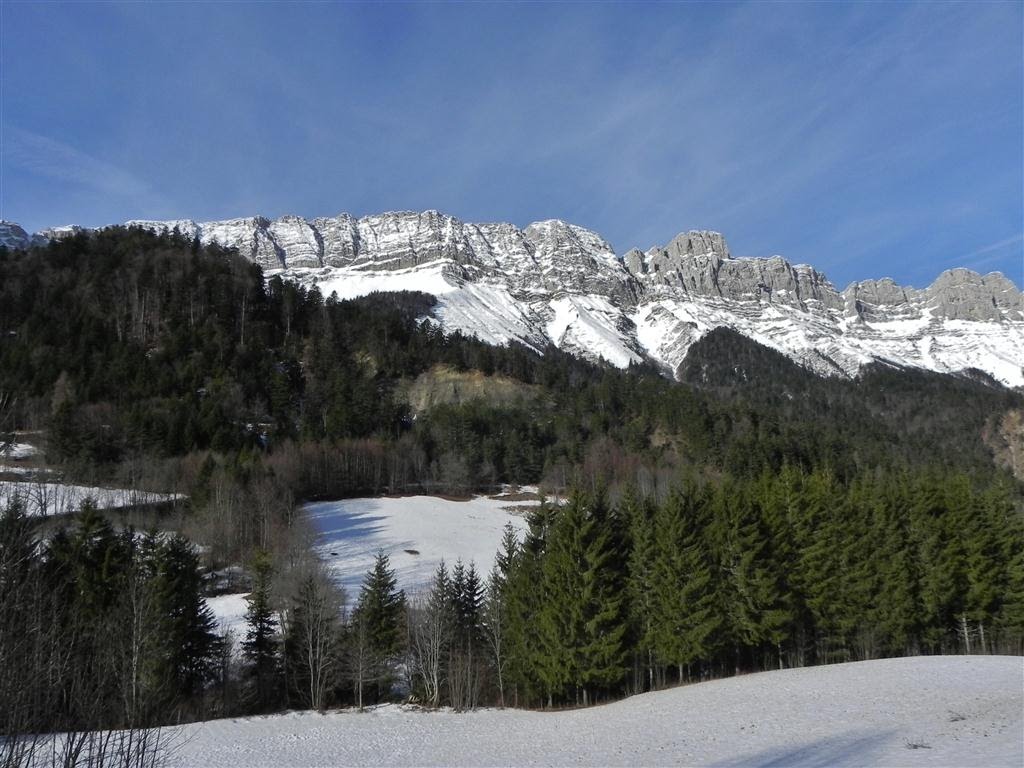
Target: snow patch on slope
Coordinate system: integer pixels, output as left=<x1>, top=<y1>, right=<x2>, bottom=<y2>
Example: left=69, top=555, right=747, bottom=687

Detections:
left=546, top=295, right=642, bottom=368
left=282, top=264, right=461, bottom=302
left=435, top=283, right=547, bottom=351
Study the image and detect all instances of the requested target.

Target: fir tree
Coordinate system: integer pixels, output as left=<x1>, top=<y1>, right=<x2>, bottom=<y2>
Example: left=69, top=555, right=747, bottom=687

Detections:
left=150, top=533, right=223, bottom=708
left=242, top=549, right=281, bottom=712
left=352, top=551, right=406, bottom=703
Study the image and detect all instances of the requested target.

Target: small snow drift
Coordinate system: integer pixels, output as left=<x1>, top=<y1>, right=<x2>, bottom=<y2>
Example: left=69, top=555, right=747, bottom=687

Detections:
left=304, top=494, right=535, bottom=596
left=170, top=655, right=1022, bottom=767
left=204, top=592, right=250, bottom=642
left=0, top=442, right=40, bottom=460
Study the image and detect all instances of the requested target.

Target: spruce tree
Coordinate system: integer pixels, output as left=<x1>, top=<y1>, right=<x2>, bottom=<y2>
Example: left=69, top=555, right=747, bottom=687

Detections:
left=651, top=486, right=720, bottom=683
left=152, top=534, right=222, bottom=704
left=578, top=492, right=627, bottom=703
left=242, top=549, right=281, bottom=712
left=536, top=490, right=626, bottom=706
left=623, top=486, right=657, bottom=691
left=710, top=482, right=790, bottom=672
left=353, top=551, right=406, bottom=703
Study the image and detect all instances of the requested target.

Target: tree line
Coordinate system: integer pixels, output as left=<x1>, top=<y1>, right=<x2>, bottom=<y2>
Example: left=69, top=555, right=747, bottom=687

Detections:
left=226, top=465, right=1024, bottom=713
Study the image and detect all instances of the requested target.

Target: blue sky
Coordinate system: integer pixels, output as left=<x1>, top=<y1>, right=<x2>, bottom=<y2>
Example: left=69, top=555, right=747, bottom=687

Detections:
left=2, top=1, right=1021, bottom=288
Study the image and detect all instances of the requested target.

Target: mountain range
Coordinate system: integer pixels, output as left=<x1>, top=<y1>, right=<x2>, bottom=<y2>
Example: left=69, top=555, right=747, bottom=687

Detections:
left=2, top=212, right=1021, bottom=388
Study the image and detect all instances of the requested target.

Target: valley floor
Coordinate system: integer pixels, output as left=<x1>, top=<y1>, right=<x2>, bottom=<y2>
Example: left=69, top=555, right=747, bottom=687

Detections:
left=169, top=655, right=1022, bottom=767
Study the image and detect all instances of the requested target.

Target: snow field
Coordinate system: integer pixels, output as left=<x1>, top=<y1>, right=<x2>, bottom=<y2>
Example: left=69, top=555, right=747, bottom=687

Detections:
left=204, top=593, right=251, bottom=643
left=206, top=493, right=535, bottom=632
left=305, top=494, right=534, bottom=597
left=169, top=655, right=1023, bottom=767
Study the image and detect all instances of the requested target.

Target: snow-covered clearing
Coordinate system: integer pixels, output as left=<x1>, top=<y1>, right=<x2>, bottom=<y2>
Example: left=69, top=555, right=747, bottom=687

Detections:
left=206, top=493, right=536, bottom=634
left=0, top=480, right=182, bottom=517
left=170, top=655, right=1022, bottom=767
left=305, top=494, right=535, bottom=596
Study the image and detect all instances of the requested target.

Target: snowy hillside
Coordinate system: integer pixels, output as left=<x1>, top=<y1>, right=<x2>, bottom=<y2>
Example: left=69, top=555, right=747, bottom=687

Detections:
left=168, top=655, right=1023, bottom=767
left=6, top=211, right=1023, bottom=386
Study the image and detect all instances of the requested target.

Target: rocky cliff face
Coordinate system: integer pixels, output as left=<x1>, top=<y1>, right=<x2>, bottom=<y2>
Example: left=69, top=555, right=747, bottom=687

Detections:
left=5, top=213, right=1022, bottom=387
left=0, top=221, right=47, bottom=250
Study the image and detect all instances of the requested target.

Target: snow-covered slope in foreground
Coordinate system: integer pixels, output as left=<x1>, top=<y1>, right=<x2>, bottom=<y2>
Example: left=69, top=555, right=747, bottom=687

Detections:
left=171, top=656, right=1022, bottom=767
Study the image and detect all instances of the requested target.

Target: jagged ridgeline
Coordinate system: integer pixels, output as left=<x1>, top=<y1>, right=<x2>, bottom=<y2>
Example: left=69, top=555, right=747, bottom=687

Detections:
left=4, top=210, right=1021, bottom=386
left=0, top=225, right=1020, bottom=489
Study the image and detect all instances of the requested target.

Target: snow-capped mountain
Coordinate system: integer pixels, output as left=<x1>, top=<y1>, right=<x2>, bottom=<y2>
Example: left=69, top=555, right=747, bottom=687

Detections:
left=4, top=212, right=1022, bottom=387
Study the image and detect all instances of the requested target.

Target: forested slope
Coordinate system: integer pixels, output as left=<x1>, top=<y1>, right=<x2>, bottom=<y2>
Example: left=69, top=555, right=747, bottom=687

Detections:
left=1, top=227, right=1019, bottom=492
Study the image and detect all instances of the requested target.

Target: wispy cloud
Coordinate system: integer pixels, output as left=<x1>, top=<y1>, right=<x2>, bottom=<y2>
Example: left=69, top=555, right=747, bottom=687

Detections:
left=1, top=2, right=1020, bottom=285
left=4, top=126, right=152, bottom=199
left=958, top=234, right=1024, bottom=276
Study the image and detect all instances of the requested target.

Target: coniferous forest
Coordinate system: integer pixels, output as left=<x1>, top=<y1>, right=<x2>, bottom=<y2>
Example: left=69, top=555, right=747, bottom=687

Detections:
left=1, top=228, right=1022, bottom=759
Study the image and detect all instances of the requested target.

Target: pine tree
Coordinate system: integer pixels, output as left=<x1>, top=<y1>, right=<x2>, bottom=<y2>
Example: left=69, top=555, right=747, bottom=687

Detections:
left=503, top=499, right=554, bottom=706
left=867, top=482, right=921, bottom=656
left=352, top=551, right=406, bottom=704
left=536, top=490, right=626, bottom=706
left=242, top=549, right=281, bottom=712
left=622, top=486, right=657, bottom=692
left=150, top=533, right=222, bottom=708
left=711, top=481, right=791, bottom=672
left=577, top=491, right=628, bottom=703
left=650, top=485, right=720, bottom=683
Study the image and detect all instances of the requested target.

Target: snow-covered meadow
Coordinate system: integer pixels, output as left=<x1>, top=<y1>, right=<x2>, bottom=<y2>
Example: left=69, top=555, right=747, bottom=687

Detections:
left=304, top=493, right=535, bottom=596
left=169, top=655, right=1023, bottom=767
left=206, top=493, right=536, bottom=633
left=1, top=440, right=184, bottom=516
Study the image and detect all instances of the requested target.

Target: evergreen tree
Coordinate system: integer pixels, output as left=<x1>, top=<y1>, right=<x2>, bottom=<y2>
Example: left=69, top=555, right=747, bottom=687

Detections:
left=242, top=549, right=281, bottom=712
left=622, top=486, right=657, bottom=691
left=650, top=486, right=720, bottom=682
left=152, top=534, right=222, bottom=705
left=710, top=482, right=791, bottom=672
left=577, top=492, right=628, bottom=702
left=536, top=490, right=626, bottom=706
left=352, top=551, right=406, bottom=703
